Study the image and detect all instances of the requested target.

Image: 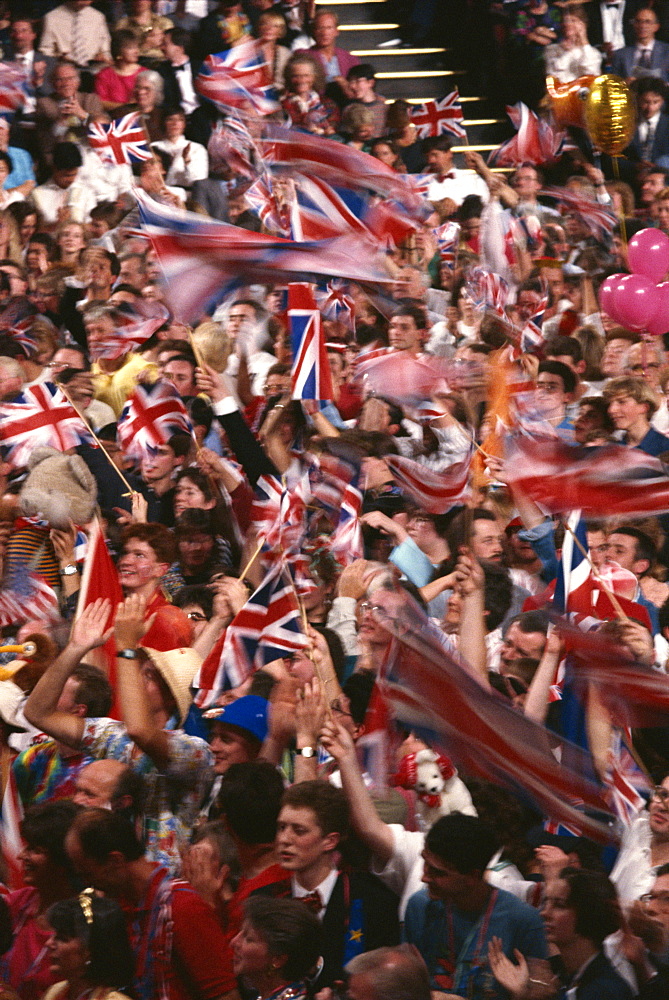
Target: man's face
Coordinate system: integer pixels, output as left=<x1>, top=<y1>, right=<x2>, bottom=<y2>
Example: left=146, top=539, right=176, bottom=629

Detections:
left=536, top=370, right=569, bottom=418
left=606, top=532, right=640, bottom=574
left=163, top=359, right=197, bottom=397
left=177, top=531, right=214, bottom=570
left=543, top=267, right=565, bottom=301
left=72, top=762, right=118, bottom=808
left=141, top=444, right=180, bottom=485
left=313, top=14, right=338, bottom=47
left=500, top=622, right=546, bottom=667
left=516, top=290, right=543, bottom=324
left=471, top=519, right=503, bottom=562
left=117, top=538, right=167, bottom=592
left=53, top=167, right=79, bottom=191
left=209, top=721, right=255, bottom=775
left=644, top=872, right=669, bottom=941
left=649, top=779, right=669, bottom=839
left=426, top=148, right=453, bottom=175
left=512, top=167, right=540, bottom=200
left=601, top=338, right=630, bottom=377
left=65, top=831, right=121, bottom=896
left=348, top=76, right=375, bottom=102
left=86, top=255, right=113, bottom=291
left=642, top=171, right=666, bottom=204
left=118, top=257, right=145, bottom=289
left=227, top=303, right=257, bottom=341
left=276, top=805, right=337, bottom=873
left=634, top=9, right=659, bottom=44
left=161, top=34, right=182, bottom=63
left=640, top=91, right=665, bottom=121
left=421, top=848, right=474, bottom=907
left=388, top=314, right=423, bottom=353
left=53, top=66, right=79, bottom=99
left=84, top=314, right=115, bottom=349
left=625, top=342, right=663, bottom=389
left=10, top=20, right=35, bottom=53
left=607, top=393, right=648, bottom=433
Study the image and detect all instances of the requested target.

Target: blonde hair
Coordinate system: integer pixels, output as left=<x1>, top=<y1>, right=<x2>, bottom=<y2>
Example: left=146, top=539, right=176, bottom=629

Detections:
left=602, top=374, right=660, bottom=418
left=191, top=320, right=230, bottom=373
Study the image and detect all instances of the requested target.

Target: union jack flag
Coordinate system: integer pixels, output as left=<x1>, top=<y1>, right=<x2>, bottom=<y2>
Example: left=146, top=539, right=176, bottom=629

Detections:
left=244, top=174, right=288, bottom=235
left=88, top=301, right=171, bottom=361
left=316, top=279, right=355, bottom=329
left=330, top=476, right=363, bottom=565
left=0, top=570, right=59, bottom=628
left=290, top=173, right=370, bottom=242
left=289, top=282, right=334, bottom=402
left=488, top=103, right=572, bottom=167
left=0, top=382, right=90, bottom=468
left=466, top=266, right=509, bottom=319
left=385, top=452, right=471, bottom=514
left=208, top=119, right=258, bottom=179
left=520, top=293, right=548, bottom=354
left=252, top=471, right=308, bottom=559
left=433, top=220, right=460, bottom=271
left=0, top=62, right=28, bottom=114
left=406, top=174, right=433, bottom=200
left=87, top=112, right=152, bottom=166
left=195, top=40, right=278, bottom=116
left=3, top=317, right=38, bottom=357
left=541, top=186, right=617, bottom=240
left=410, top=91, right=466, bottom=140
left=117, top=379, right=193, bottom=461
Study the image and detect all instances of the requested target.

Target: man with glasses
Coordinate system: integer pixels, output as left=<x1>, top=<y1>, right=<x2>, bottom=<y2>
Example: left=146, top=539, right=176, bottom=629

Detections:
left=611, top=779, right=669, bottom=905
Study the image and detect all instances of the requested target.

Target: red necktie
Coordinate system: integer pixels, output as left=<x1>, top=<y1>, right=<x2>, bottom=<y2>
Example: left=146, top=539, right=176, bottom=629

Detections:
left=300, top=890, right=322, bottom=914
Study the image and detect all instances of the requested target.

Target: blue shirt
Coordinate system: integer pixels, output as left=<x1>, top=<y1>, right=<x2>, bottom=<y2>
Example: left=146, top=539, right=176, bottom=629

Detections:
left=5, top=145, right=34, bottom=189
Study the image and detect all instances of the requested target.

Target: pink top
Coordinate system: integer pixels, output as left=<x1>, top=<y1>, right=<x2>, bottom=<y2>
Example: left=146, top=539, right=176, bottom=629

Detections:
left=94, top=66, right=141, bottom=104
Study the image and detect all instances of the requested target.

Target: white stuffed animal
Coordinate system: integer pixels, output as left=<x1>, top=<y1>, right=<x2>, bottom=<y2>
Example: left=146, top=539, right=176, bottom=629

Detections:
left=393, top=748, right=477, bottom=831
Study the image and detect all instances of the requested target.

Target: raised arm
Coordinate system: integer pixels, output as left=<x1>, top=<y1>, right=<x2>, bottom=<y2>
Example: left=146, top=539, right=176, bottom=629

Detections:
left=320, top=717, right=394, bottom=865
left=113, top=593, right=172, bottom=770
left=24, top=599, right=113, bottom=745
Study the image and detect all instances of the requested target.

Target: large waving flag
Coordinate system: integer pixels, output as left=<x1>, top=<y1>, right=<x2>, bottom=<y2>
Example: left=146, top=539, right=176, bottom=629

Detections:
left=0, top=570, right=59, bottom=628
left=541, top=186, right=617, bottom=240
left=87, top=301, right=170, bottom=361
left=316, top=279, right=355, bottom=330
left=385, top=453, right=471, bottom=514
left=0, top=62, right=28, bottom=114
left=410, top=91, right=466, bottom=140
left=0, top=382, right=91, bottom=468
left=289, top=282, right=334, bottom=402
left=195, top=39, right=278, bottom=115
left=488, top=103, right=572, bottom=167
left=117, top=378, right=193, bottom=462
left=377, top=589, right=617, bottom=843
left=506, top=438, right=669, bottom=518
left=87, top=112, right=152, bottom=165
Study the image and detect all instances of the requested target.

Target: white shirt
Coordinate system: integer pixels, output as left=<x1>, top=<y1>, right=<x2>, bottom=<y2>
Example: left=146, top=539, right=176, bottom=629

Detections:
left=544, top=43, right=603, bottom=82
left=39, top=4, right=111, bottom=65
left=152, top=136, right=209, bottom=187
left=292, top=868, right=339, bottom=920
left=426, top=166, right=489, bottom=208
left=172, top=61, right=199, bottom=115
left=639, top=112, right=661, bottom=144
left=601, top=0, right=626, bottom=50
left=30, top=175, right=97, bottom=226
left=609, top=811, right=657, bottom=905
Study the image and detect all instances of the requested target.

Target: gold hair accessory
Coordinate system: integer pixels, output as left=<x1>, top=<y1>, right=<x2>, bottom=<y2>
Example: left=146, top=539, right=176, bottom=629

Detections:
left=79, top=888, right=94, bottom=925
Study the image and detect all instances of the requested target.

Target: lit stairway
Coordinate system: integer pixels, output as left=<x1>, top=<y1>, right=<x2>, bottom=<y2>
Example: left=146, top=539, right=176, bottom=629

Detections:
left=314, top=0, right=512, bottom=170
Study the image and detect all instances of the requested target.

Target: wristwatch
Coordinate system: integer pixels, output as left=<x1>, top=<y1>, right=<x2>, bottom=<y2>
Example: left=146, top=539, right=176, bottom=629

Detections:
left=295, top=746, right=316, bottom=758
left=60, top=563, right=78, bottom=576
left=117, top=649, right=139, bottom=659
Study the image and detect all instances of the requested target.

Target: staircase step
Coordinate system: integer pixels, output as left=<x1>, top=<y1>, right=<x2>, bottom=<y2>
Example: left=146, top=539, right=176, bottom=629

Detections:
left=376, top=69, right=464, bottom=79
left=350, top=48, right=447, bottom=56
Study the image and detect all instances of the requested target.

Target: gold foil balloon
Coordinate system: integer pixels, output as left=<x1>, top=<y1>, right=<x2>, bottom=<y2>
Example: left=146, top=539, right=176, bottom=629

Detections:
left=584, top=74, right=635, bottom=155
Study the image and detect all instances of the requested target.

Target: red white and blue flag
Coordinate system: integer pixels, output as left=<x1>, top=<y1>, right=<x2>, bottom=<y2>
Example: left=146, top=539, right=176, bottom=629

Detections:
left=0, top=382, right=91, bottom=468
left=541, top=186, right=617, bottom=240
left=520, top=293, right=548, bottom=354
left=195, top=40, right=278, bottom=115
left=87, top=112, right=152, bottom=165
left=316, top=279, right=355, bottom=329
left=289, top=173, right=371, bottom=243
left=0, top=570, right=59, bottom=628
left=385, top=453, right=471, bottom=514
left=289, top=282, right=334, bottom=402
left=117, top=378, right=193, bottom=461
left=3, top=317, right=39, bottom=357
left=488, top=103, right=572, bottom=167
left=330, top=477, right=363, bottom=566
left=410, top=91, right=466, bottom=140
left=433, top=220, right=460, bottom=271
left=244, top=174, right=288, bottom=235
left=0, top=62, right=28, bottom=114
left=88, top=301, right=171, bottom=361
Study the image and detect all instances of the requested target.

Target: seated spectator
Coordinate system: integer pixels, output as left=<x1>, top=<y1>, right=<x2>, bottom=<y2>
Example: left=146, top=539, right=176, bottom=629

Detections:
left=34, top=61, right=104, bottom=169
left=255, top=11, right=291, bottom=92
left=117, top=69, right=166, bottom=143
left=369, top=138, right=406, bottom=172
left=544, top=7, right=602, bottom=82
left=152, top=108, right=209, bottom=189
left=0, top=155, right=24, bottom=208
left=0, top=121, right=35, bottom=200
left=628, top=78, right=669, bottom=166
left=115, top=0, right=174, bottom=64
left=302, top=9, right=359, bottom=105
left=611, top=6, right=669, bottom=83
left=193, top=0, right=252, bottom=60
left=343, top=64, right=387, bottom=139
left=385, top=100, right=425, bottom=173
left=132, top=152, right=186, bottom=208
left=341, top=105, right=375, bottom=150
left=39, top=1, right=111, bottom=68
left=30, top=142, right=98, bottom=231
left=94, top=29, right=143, bottom=112
left=281, top=53, right=340, bottom=136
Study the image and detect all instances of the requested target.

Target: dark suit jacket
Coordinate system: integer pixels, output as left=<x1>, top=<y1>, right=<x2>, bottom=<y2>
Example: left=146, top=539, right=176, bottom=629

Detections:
left=572, top=950, right=634, bottom=999
left=157, top=58, right=202, bottom=114
left=610, top=39, right=669, bottom=80
left=628, top=111, right=669, bottom=161
left=5, top=50, right=56, bottom=96
left=34, top=91, right=104, bottom=163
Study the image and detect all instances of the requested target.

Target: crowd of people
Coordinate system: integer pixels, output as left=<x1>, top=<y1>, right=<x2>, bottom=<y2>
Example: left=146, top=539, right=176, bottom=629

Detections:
left=2, top=2, right=669, bottom=1000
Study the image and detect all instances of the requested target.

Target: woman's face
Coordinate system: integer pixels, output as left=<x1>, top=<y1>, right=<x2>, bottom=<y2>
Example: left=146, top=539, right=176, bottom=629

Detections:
left=119, top=40, right=140, bottom=64
left=290, top=63, right=314, bottom=96
left=164, top=113, right=186, bottom=140
left=541, top=879, right=578, bottom=949
left=47, top=930, right=90, bottom=982
left=0, top=161, right=9, bottom=186
left=371, top=142, right=396, bottom=167
left=135, top=81, right=156, bottom=111
left=232, top=920, right=273, bottom=980
left=59, top=224, right=86, bottom=254
left=174, top=476, right=215, bottom=517
left=19, top=842, right=52, bottom=888
left=259, top=17, right=281, bottom=42
left=20, top=213, right=37, bottom=245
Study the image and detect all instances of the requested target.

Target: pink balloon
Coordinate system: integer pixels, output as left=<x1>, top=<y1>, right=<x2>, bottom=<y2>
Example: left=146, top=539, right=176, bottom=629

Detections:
left=627, top=228, right=669, bottom=284
left=598, top=273, right=625, bottom=319
left=647, top=281, right=669, bottom=336
left=611, top=274, right=658, bottom=331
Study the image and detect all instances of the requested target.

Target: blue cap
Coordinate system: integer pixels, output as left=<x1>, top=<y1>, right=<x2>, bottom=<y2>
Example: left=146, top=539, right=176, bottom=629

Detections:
left=204, top=695, right=269, bottom=744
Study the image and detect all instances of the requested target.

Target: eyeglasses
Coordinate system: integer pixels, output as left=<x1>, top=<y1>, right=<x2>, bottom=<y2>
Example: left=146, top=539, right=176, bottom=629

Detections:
left=651, top=786, right=669, bottom=803
left=186, top=611, right=208, bottom=622
left=536, top=381, right=564, bottom=393
left=358, top=601, right=389, bottom=617
left=630, top=363, right=660, bottom=372
left=330, top=698, right=353, bottom=719
left=641, top=891, right=669, bottom=908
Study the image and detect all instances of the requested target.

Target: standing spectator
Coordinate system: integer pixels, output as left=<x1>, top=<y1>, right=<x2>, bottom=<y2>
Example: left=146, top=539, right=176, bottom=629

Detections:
left=6, top=17, right=55, bottom=117
left=628, top=78, right=669, bottom=164
left=342, top=65, right=386, bottom=139
left=39, top=0, right=111, bottom=69
left=115, top=0, right=174, bottom=65
left=255, top=11, right=291, bottom=93
left=303, top=9, right=359, bottom=104
left=544, top=8, right=602, bottom=82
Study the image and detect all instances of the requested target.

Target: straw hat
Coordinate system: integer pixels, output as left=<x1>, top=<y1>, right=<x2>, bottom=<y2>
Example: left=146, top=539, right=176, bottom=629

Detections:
left=140, top=646, right=203, bottom=725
